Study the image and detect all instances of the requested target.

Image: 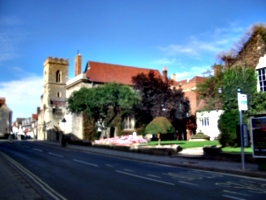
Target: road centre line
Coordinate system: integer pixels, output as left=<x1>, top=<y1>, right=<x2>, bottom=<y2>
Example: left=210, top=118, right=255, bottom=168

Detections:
left=116, top=170, right=175, bottom=186
left=0, top=151, right=66, bottom=200
left=147, top=174, right=161, bottom=178
left=163, top=172, right=196, bottom=181
left=48, top=152, right=64, bottom=158
left=178, top=181, right=198, bottom=186
left=124, top=169, right=135, bottom=172
left=222, top=195, right=246, bottom=200
left=32, top=148, right=43, bottom=152
left=223, top=190, right=251, bottom=197
left=73, top=159, right=98, bottom=167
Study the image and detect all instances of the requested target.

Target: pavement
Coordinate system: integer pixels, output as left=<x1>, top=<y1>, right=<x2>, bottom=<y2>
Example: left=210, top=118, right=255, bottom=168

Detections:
left=1, top=140, right=266, bottom=199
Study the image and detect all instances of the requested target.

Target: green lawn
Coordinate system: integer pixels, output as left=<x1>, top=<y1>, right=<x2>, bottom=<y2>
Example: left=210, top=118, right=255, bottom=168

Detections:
left=221, top=147, right=252, bottom=154
left=147, top=140, right=253, bottom=154
left=148, top=140, right=219, bottom=149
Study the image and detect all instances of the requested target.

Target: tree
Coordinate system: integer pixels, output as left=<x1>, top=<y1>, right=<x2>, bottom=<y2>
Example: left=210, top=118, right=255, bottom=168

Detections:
left=197, top=65, right=261, bottom=146
left=132, top=71, right=190, bottom=140
left=67, top=83, right=140, bottom=138
left=132, top=70, right=190, bottom=122
left=196, top=64, right=224, bottom=111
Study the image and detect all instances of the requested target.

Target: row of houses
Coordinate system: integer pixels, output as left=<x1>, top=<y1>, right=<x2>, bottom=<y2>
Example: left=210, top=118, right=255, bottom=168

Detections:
left=2, top=24, right=266, bottom=141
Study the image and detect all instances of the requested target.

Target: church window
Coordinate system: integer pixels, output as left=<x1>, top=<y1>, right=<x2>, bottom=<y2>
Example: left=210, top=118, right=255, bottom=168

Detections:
left=122, top=115, right=135, bottom=130
left=56, top=70, right=61, bottom=83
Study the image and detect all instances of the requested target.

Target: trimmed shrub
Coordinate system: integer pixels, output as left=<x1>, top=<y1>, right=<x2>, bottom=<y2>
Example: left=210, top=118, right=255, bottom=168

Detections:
left=145, top=117, right=175, bottom=135
left=191, top=133, right=210, bottom=140
left=218, top=110, right=238, bottom=147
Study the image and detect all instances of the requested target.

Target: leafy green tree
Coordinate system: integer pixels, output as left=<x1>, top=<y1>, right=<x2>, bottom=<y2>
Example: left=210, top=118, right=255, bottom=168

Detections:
left=196, top=64, right=224, bottom=111
left=197, top=65, right=260, bottom=146
left=67, top=83, right=140, bottom=138
left=221, top=66, right=257, bottom=111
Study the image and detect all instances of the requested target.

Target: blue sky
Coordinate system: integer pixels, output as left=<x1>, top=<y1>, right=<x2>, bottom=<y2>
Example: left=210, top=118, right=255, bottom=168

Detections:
left=0, top=0, right=265, bottom=121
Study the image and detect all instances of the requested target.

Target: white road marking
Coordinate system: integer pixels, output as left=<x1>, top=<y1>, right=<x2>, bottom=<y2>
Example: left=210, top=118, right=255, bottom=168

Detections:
left=147, top=174, right=161, bottom=178
left=124, top=169, right=135, bottom=172
left=178, top=181, right=198, bottom=186
left=106, top=164, right=114, bottom=168
left=48, top=152, right=64, bottom=158
left=1, top=151, right=66, bottom=200
left=223, top=190, right=251, bottom=197
left=73, top=159, right=98, bottom=167
left=222, top=195, right=246, bottom=200
left=32, top=148, right=43, bottom=152
left=116, top=170, right=175, bottom=185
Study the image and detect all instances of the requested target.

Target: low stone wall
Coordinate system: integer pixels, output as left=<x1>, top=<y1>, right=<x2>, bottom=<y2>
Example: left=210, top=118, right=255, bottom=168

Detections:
left=92, top=144, right=182, bottom=156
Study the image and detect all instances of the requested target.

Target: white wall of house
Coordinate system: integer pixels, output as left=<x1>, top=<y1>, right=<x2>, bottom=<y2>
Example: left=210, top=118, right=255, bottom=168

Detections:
left=196, top=110, right=224, bottom=140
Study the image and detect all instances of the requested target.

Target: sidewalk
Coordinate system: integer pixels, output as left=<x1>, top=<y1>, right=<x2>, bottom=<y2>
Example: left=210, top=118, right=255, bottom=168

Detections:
left=0, top=151, right=44, bottom=200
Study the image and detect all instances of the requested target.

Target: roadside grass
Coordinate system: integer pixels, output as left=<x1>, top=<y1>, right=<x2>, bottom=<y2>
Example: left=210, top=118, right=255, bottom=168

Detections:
left=221, top=147, right=252, bottom=154
left=147, top=140, right=253, bottom=154
left=147, top=140, right=219, bottom=149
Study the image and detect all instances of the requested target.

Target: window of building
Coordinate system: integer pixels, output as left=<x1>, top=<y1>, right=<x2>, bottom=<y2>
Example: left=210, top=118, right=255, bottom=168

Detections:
left=122, top=116, right=135, bottom=130
left=257, top=68, right=266, bottom=92
left=199, top=117, right=209, bottom=126
left=56, top=70, right=61, bottom=83
left=57, top=92, right=61, bottom=97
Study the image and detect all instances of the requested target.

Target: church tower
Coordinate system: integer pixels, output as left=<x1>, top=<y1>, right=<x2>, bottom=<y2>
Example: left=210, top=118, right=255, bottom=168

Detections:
left=43, top=57, right=69, bottom=105
left=38, top=57, right=69, bottom=140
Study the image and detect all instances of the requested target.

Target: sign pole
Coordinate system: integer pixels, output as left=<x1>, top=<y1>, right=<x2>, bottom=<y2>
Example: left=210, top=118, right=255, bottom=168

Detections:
left=237, top=89, right=247, bottom=170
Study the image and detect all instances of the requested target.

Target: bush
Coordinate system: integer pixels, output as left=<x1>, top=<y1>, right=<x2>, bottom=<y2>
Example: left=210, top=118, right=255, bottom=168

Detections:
left=218, top=110, right=238, bottom=147
left=191, top=132, right=210, bottom=140
left=145, top=117, right=175, bottom=135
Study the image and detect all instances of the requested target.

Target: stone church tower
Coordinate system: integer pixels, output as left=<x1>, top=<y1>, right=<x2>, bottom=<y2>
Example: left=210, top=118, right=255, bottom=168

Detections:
left=38, top=57, right=69, bottom=140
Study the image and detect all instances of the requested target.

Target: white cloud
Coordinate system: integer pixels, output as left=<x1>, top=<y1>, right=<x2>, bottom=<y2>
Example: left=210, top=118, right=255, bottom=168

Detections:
left=173, top=65, right=211, bottom=81
left=158, top=23, right=246, bottom=59
left=151, top=57, right=178, bottom=65
left=0, top=76, right=43, bottom=121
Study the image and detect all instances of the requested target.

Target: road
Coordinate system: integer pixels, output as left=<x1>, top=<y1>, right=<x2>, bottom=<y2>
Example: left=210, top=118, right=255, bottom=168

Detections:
left=0, top=141, right=266, bottom=200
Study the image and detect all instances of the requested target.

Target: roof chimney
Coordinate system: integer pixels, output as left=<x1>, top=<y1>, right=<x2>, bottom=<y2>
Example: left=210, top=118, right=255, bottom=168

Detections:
left=163, top=66, right=167, bottom=82
left=0, top=97, right=6, bottom=107
left=75, top=52, right=82, bottom=76
left=171, top=73, right=176, bottom=81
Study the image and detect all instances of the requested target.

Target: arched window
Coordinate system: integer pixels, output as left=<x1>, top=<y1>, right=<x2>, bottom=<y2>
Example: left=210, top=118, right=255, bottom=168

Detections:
left=57, top=92, right=61, bottom=97
left=56, top=70, right=61, bottom=83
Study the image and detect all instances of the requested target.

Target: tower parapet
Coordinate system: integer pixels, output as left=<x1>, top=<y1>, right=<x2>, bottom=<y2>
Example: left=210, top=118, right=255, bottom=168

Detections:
left=44, top=57, right=69, bottom=66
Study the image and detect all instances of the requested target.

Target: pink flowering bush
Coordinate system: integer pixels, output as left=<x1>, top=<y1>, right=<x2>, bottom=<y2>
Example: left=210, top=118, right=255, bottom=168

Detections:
left=94, top=135, right=147, bottom=146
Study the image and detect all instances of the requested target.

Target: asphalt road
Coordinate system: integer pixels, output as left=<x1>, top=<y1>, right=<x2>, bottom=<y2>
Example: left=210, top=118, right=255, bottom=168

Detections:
left=0, top=141, right=266, bottom=200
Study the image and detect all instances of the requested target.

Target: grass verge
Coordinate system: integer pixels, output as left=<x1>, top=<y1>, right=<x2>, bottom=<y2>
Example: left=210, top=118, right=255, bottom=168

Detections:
left=147, top=140, right=219, bottom=149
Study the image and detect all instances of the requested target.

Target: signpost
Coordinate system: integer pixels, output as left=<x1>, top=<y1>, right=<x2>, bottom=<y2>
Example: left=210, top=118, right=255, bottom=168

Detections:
left=237, top=89, right=248, bottom=170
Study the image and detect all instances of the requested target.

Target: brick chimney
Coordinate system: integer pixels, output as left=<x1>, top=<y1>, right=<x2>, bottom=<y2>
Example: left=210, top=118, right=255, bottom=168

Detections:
left=75, top=53, right=82, bottom=76
left=163, top=66, right=167, bottom=82
left=0, top=97, right=6, bottom=107
left=213, top=64, right=222, bottom=76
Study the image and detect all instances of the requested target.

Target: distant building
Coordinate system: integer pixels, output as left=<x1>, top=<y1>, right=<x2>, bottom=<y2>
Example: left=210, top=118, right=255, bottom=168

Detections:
left=0, top=98, right=12, bottom=137
left=37, top=54, right=164, bottom=141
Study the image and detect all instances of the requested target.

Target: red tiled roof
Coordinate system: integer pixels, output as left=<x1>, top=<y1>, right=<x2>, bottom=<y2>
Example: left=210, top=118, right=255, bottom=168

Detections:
left=85, top=61, right=162, bottom=85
